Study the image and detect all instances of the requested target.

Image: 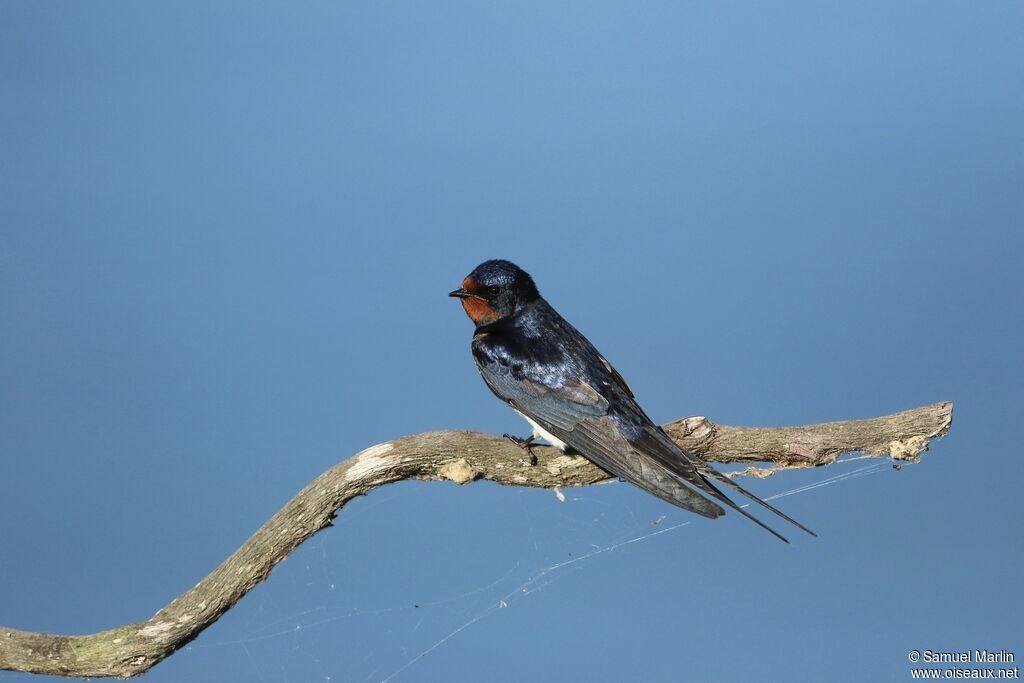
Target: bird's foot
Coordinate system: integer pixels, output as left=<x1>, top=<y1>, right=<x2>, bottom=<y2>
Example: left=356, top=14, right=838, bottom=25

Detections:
left=502, top=433, right=538, bottom=465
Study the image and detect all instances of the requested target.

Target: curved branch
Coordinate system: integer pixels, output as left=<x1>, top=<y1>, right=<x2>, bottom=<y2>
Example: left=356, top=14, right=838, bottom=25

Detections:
left=0, top=401, right=952, bottom=678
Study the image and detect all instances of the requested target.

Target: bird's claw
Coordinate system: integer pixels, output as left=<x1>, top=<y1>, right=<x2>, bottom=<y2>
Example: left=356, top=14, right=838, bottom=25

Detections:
left=502, top=433, right=538, bottom=465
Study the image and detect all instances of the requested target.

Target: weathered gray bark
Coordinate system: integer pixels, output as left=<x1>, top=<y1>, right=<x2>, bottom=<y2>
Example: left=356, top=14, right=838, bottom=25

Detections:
left=0, top=401, right=952, bottom=678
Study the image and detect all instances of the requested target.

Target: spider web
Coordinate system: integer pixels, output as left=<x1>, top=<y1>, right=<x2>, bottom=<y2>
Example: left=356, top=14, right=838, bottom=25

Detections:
left=180, top=458, right=888, bottom=682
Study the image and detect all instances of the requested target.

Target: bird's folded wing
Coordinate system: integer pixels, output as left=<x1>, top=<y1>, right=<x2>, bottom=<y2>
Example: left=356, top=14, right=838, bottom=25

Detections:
left=545, top=413, right=726, bottom=519
left=504, top=376, right=725, bottom=519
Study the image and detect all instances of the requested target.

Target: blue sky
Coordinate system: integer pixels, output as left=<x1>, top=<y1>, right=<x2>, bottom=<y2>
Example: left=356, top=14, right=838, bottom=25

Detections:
left=1, top=2, right=1021, bottom=681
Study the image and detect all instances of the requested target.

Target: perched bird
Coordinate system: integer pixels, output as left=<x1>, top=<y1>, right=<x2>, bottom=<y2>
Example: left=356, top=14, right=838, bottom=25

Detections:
left=450, top=259, right=814, bottom=543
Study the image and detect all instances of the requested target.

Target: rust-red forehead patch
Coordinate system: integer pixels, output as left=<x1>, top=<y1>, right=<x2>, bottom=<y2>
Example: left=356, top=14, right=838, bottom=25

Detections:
left=461, top=297, right=499, bottom=325
left=462, top=276, right=481, bottom=292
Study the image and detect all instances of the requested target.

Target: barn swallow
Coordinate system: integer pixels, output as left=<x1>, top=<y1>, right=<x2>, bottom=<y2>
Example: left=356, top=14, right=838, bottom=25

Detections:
left=450, top=259, right=814, bottom=542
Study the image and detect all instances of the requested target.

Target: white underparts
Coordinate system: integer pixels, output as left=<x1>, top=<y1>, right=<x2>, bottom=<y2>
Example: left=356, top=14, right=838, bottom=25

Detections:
left=513, top=409, right=569, bottom=451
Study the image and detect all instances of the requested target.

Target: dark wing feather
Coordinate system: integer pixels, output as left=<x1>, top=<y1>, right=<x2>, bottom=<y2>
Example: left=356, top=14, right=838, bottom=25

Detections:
left=598, top=355, right=635, bottom=399
left=474, top=346, right=725, bottom=519
left=630, top=425, right=794, bottom=543
left=542, top=410, right=726, bottom=519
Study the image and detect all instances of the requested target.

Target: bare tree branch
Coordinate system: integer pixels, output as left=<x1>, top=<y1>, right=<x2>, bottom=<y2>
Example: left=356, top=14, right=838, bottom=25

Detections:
left=0, top=401, right=952, bottom=678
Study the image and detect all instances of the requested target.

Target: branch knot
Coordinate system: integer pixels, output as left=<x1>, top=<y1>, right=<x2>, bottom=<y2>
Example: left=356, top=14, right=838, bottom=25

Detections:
left=438, top=458, right=481, bottom=484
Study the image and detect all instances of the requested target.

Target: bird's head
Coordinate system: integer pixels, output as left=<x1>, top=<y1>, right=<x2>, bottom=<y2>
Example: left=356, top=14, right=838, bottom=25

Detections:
left=449, top=259, right=540, bottom=326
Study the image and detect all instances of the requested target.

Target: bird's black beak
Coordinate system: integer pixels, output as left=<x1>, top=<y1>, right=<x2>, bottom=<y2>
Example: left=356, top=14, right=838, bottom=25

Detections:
left=450, top=287, right=488, bottom=301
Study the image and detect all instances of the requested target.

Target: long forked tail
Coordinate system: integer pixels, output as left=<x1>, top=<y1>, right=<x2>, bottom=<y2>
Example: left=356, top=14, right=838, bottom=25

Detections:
left=636, top=424, right=814, bottom=542
left=698, top=466, right=817, bottom=540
